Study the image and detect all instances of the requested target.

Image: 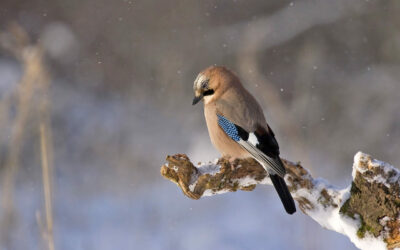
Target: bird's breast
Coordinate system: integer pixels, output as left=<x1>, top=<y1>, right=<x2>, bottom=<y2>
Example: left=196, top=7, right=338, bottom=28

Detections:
left=204, top=104, right=250, bottom=158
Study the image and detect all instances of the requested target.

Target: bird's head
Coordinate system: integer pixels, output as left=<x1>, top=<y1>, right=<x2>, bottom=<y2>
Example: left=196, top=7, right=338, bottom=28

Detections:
left=192, top=66, right=238, bottom=105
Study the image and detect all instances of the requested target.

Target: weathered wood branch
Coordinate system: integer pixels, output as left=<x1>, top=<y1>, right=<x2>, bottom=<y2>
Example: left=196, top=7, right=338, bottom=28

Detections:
left=161, top=152, right=400, bottom=250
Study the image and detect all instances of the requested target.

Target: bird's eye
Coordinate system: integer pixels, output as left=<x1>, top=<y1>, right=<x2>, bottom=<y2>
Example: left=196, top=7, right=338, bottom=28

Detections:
left=201, top=80, right=209, bottom=89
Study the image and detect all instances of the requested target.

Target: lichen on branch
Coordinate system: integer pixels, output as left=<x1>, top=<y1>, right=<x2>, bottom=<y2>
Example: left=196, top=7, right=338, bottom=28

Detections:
left=161, top=152, right=400, bottom=250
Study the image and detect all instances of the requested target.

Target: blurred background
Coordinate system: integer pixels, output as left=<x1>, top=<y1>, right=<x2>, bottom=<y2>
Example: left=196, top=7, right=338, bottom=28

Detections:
left=0, top=0, right=399, bottom=249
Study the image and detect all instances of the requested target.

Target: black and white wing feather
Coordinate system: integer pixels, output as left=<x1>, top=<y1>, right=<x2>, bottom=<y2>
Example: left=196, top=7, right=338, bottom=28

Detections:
left=217, top=114, right=286, bottom=178
left=217, top=114, right=296, bottom=214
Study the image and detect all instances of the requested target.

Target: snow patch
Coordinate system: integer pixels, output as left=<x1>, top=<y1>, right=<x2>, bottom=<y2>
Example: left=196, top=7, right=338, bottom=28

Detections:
left=295, top=185, right=386, bottom=250
left=188, top=162, right=221, bottom=192
left=372, top=175, right=390, bottom=188
left=293, top=155, right=389, bottom=250
left=233, top=175, right=271, bottom=187
left=197, top=163, right=221, bottom=176
left=353, top=152, right=399, bottom=188
left=353, top=151, right=368, bottom=178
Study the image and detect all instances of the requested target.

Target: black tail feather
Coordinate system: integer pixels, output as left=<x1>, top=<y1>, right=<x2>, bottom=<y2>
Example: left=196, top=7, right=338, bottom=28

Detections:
left=270, top=174, right=296, bottom=214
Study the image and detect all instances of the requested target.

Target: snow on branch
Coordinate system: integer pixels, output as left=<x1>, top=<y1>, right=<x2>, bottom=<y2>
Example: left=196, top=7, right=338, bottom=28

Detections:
left=160, top=152, right=400, bottom=250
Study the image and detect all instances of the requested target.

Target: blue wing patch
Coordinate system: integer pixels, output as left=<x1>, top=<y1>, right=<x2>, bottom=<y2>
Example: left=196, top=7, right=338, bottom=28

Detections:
left=216, top=114, right=286, bottom=178
left=217, top=114, right=241, bottom=141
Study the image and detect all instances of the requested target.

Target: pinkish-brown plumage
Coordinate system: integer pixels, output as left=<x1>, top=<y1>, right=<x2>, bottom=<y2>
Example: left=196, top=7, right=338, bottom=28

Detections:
left=192, top=65, right=296, bottom=214
left=195, top=66, right=268, bottom=158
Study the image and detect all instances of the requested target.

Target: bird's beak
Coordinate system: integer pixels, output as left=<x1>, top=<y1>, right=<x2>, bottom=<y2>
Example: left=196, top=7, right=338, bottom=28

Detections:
left=192, top=94, right=203, bottom=105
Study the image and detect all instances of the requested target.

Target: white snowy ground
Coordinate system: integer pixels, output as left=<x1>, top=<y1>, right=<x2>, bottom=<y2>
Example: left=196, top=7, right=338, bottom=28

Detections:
left=15, top=180, right=356, bottom=250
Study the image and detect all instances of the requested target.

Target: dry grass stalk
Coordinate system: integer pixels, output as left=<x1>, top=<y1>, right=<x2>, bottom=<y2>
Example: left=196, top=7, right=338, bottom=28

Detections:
left=0, top=24, right=55, bottom=250
left=39, top=123, right=55, bottom=250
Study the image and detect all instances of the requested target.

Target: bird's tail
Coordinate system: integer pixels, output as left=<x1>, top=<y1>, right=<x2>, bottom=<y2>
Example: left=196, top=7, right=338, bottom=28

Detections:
left=269, top=173, right=296, bottom=214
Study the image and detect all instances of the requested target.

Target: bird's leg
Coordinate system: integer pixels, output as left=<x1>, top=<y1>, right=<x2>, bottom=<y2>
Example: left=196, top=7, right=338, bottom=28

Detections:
left=227, top=156, right=239, bottom=171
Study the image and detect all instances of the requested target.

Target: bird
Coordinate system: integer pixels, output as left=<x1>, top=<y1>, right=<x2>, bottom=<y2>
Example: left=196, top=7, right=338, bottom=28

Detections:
left=192, top=65, right=296, bottom=214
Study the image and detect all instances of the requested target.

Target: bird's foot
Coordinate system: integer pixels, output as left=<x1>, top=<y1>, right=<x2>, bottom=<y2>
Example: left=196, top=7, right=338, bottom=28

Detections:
left=228, top=157, right=239, bottom=171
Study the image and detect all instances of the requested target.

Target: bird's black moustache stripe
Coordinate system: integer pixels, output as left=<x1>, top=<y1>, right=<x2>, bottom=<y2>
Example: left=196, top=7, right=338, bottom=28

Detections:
left=203, top=89, right=214, bottom=96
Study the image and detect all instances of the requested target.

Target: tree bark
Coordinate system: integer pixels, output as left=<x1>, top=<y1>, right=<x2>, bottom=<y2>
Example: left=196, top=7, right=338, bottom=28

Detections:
left=161, top=152, right=400, bottom=250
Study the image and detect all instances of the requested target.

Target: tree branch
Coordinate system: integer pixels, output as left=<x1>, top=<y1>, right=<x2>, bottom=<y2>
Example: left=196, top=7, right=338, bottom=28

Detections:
left=161, top=152, right=400, bottom=250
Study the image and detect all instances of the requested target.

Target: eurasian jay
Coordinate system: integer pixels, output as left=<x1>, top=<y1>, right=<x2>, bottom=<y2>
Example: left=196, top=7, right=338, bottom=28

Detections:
left=192, top=66, right=296, bottom=214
